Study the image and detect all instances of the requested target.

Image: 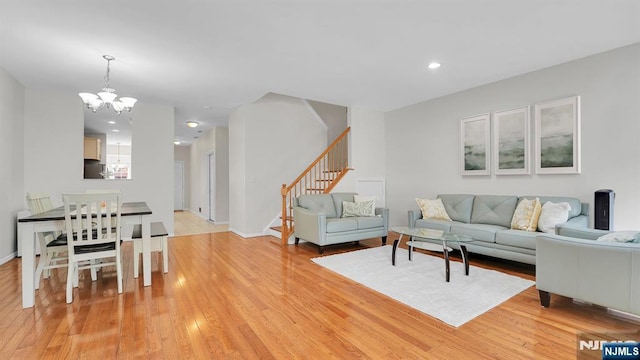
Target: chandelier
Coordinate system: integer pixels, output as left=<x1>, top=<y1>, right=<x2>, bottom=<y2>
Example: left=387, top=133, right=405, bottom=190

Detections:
left=78, top=55, right=137, bottom=114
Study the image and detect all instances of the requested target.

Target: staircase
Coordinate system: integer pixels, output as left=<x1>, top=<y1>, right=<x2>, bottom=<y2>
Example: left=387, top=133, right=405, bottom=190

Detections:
left=279, top=127, right=351, bottom=245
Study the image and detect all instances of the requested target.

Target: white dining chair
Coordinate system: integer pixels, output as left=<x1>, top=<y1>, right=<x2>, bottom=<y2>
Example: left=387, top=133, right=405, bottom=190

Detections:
left=63, top=192, right=123, bottom=304
left=26, top=193, right=69, bottom=289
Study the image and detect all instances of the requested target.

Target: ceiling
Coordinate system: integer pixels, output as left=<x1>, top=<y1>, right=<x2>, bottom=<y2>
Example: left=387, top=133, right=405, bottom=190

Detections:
left=1, top=1, right=639, bottom=145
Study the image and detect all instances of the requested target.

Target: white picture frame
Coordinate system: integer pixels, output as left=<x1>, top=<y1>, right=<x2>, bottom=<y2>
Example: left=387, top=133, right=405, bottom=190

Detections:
left=493, top=106, right=530, bottom=175
left=460, top=114, right=490, bottom=176
left=534, top=96, right=581, bottom=174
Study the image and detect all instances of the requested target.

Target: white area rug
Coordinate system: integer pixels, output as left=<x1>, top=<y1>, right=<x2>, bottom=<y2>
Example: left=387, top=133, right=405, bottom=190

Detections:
left=312, top=245, right=534, bottom=327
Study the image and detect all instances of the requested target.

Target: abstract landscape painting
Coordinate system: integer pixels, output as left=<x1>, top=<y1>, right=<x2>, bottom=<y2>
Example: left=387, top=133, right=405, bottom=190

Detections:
left=461, top=114, right=490, bottom=175
left=535, top=96, right=581, bottom=174
left=493, top=107, right=529, bottom=175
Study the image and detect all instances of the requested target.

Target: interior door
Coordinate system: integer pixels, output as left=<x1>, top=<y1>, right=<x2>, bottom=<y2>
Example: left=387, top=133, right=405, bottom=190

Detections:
left=174, top=161, right=184, bottom=211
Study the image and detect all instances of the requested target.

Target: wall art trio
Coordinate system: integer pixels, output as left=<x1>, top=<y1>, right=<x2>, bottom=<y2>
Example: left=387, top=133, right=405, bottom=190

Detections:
left=461, top=95, right=580, bottom=176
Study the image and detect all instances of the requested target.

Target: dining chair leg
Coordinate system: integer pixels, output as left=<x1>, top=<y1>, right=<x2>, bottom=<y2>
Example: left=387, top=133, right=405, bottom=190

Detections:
left=162, top=236, right=168, bottom=273
left=116, top=252, right=123, bottom=294
left=66, top=262, right=75, bottom=304
left=133, top=241, right=140, bottom=278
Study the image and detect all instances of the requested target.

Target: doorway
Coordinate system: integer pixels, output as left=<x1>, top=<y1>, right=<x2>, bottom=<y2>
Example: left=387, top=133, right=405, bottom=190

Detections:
left=208, top=152, right=215, bottom=222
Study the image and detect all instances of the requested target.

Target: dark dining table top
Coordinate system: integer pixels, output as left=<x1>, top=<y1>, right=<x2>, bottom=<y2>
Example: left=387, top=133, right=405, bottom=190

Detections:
left=18, top=202, right=152, bottom=222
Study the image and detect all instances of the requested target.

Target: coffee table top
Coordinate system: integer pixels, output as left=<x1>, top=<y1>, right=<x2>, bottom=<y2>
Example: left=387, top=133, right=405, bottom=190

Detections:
left=391, top=226, right=474, bottom=243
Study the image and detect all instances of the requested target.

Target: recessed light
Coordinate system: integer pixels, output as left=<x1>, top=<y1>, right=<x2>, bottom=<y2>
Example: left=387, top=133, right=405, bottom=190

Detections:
left=428, top=62, right=441, bottom=70
left=173, top=140, right=181, bottom=145
left=187, top=121, right=199, bottom=128
left=108, top=121, right=116, bottom=125
left=112, top=129, right=119, bottom=132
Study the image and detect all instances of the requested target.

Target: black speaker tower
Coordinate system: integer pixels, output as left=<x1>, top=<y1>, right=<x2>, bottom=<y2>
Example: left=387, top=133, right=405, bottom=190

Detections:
left=594, top=189, right=614, bottom=230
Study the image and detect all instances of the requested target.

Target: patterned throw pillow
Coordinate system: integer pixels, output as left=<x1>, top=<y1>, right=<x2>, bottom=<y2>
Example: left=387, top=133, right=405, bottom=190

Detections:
left=510, top=198, right=542, bottom=232
left=415, top=198, right=452, bottom=221
left=342, top=200, right=376, bottom=217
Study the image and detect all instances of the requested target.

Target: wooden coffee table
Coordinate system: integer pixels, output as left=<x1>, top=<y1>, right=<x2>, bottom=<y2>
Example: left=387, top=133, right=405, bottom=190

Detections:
left=391, top=226, right=474, bottom=282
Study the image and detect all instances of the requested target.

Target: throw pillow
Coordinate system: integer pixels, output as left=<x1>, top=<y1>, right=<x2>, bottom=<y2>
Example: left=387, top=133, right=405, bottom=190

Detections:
left=510, top=198, right=542, bottom=232
left=597, top=231, right=640, bottom=243
left=537, top=201, right=571, bottom=233
left=415, top=198, right=452, bottom=221
left=342, top=200, right=376, bottom=217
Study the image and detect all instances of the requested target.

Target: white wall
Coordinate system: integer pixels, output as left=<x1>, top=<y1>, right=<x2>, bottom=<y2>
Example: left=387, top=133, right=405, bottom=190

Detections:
left=0, top=68, right=25, bottom=262
left=215, top=127, right=230, bottom=223
left=228, top=93, right=327, bottom=236
left=188, top=127, right=229, bottom=223
left=23, top=89, right=175, bottom=234
left=308, top=100, right=348, bottom=144
left=385, top=43, right=640, bottom=230
left=332, top=106, right=386, bottom=195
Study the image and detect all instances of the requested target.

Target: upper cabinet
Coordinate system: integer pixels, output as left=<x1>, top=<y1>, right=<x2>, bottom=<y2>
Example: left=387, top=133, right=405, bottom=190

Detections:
left=84, top=137, right=102, bottom=161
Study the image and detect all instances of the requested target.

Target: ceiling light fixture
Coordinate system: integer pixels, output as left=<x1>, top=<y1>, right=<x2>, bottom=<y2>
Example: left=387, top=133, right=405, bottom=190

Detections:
left=173, top=140, right=181, bottom=145
left=428, top=62, right=441, bottom=70
left=186, top=121, right=199, bottom=128
left=79, top=55, right=137, bottom=114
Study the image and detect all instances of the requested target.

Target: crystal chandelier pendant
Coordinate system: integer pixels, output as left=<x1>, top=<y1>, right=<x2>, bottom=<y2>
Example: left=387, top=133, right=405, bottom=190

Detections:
left=78, top=55, right=137, bottom=114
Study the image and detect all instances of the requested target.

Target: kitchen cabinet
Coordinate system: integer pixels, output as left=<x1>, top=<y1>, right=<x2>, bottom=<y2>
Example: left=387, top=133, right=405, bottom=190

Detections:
left=84, top=137, right=102, bottom=161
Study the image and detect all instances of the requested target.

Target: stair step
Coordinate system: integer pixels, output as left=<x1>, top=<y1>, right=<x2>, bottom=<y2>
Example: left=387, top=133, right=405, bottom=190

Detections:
left=270, top=226, right=282, bottom=232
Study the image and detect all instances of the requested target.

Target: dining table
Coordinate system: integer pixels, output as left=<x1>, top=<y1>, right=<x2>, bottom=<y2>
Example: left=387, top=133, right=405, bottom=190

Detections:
left=17, top=201, right=154, bottom=309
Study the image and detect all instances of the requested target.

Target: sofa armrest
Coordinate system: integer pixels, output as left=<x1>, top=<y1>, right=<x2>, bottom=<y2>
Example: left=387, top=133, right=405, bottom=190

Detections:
left=555, top=214, right=588, bottom=234
left=408, top=210, right=422, bottom=228
left=556, top=224, right=610, bottom=240
left=292, top=206, right=327, bottom=244
left=376, top=208, right=390, bottom=235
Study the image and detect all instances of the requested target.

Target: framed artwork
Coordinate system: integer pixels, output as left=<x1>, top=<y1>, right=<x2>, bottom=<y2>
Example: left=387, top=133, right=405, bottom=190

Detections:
left=460, top=114, right=490, bottom=175
left=534, top=96, right=581, bottom=174
left=493, top=106, right=530, bottom=175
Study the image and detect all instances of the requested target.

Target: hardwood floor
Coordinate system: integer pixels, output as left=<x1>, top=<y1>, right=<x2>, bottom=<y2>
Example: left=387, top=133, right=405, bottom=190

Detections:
left=173, top=210, right=228, bottom=236
left=1, top=227, right=638, bottom=358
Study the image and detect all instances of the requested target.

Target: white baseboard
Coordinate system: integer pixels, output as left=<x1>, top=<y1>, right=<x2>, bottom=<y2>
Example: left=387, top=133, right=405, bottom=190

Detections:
left=228, top=228, right=267, bottom=238
left=0, top=252, right=17, bottom=266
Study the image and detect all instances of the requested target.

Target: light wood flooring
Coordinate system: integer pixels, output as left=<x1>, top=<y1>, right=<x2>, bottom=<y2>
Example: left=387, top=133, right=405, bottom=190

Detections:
left=0, top=221, right=638, bottom=358
left=173, top=210, right=228, bottom=236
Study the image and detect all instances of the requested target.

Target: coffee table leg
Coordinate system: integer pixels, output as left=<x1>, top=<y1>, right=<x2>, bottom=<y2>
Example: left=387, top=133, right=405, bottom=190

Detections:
left=392, top=234, right=402, bottom=266
left=444, top=246, right=450, bottom=282
left=408, top=236, right=413, bottom=261
left=461, top=245, right=470, bottom=276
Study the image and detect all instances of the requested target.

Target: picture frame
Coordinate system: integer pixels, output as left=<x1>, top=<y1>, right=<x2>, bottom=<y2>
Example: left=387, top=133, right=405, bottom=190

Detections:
left=534, top=96, right=581, bottom=174
left=493, top=106, right=530, bottom=175
left=460, top=114, right=490, bottom=176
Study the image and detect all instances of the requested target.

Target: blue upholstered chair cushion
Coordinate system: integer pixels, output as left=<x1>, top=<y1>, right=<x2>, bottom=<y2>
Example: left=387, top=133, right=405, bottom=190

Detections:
left=297, top=194, right=338, bottom=218
left=437, top=194, right=475, bottom=223
left=471, top=195, right=519, bottom=228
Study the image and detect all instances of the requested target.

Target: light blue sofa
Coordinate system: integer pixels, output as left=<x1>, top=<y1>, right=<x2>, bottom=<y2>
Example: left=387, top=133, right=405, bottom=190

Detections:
left=408, top=194, right=589, bottom=265
left=536, top=229, right=640, bottom=316
left=293, top=192, right=389, bottom=254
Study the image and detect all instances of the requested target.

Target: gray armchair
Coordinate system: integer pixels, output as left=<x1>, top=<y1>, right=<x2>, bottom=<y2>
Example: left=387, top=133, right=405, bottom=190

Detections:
left=293, top=192, right=389, bottom=254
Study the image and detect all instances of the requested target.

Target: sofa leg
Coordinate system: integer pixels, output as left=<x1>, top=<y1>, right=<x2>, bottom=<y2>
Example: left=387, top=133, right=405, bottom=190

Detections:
left=539, top=290, right=551, bottom=307
left=294, top=237, right=300, bottom=245
left=318, top=246, right=325, bottom=254
left=381, top=236, right=387, bottom=246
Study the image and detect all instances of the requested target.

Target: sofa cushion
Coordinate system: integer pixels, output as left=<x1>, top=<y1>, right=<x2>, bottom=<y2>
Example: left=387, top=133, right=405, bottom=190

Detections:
left=298, top=194, right=337, bottom=218
left=438, top=194, right=474, bottom=223
left=331, top=193, right=356, bottom=219
left=356, top=216, right=385, bottom=230
left=521, top=196, right=582, bottom=218
left=450, top=222, right=505, bottom=243
left=495, top=230, right=538, bottom=250
left=415, top=218, right=454, bottom=232
left=471, top=195, right=518, bottom=227
left=326, top=218, right=358, bottom=233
